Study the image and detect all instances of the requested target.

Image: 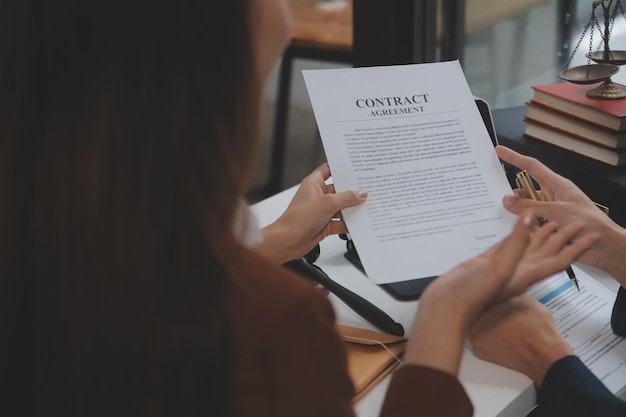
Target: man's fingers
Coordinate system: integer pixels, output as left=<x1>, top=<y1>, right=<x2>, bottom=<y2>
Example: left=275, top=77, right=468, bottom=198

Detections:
left=496, top=146, right=564, bottom=193
left=502, top=195, right=559, bottom=222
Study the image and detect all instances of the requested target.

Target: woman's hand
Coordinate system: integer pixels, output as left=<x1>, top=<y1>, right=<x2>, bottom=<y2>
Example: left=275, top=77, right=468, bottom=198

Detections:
left=404, top=211, right=596, bottom=376
left=253, top=163, right=367, bottom=264
left=497, top=220, right=598, bottom=300
left=496, top=145, right=626, bottom=284
left=469, top=294, right=572, bottom=387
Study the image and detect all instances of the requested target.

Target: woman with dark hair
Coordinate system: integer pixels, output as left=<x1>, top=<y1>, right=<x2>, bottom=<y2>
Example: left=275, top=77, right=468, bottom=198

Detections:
left=0, top=1, right=597, bottom=416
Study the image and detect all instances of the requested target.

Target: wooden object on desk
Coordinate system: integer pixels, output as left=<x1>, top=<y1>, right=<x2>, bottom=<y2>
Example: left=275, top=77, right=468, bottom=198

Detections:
left=464, top=0, right=549, bottom=32
left=264, top=0, right=353, bottom=198
left=290, top=0, right=352, bottom=51
left=288, top=0, right=549, bottom=50
left=493, top=106, right=626, bottom=228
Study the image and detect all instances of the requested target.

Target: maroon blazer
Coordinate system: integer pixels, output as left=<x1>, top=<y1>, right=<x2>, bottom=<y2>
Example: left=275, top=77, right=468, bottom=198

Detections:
left=227, top=248, right=473, bottom=417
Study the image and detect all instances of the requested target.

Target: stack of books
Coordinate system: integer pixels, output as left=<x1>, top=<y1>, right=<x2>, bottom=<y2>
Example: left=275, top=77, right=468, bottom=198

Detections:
left=524, top=82, right=626, bottom=166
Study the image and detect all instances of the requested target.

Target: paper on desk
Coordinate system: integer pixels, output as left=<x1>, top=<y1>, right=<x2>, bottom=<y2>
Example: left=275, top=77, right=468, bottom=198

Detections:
left=302, top=61, right=517, bottom=284
left=529, top=267, right=626, bottom=396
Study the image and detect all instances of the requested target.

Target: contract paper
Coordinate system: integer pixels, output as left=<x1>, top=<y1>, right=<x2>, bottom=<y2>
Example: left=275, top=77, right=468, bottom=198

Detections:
left=303, top=61, right=517, bottom=284
left=529, top=268, right=626, bottom=396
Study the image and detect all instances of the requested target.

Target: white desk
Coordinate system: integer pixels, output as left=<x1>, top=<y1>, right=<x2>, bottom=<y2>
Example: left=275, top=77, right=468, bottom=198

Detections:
left=250, top=186, right=620, bottom=417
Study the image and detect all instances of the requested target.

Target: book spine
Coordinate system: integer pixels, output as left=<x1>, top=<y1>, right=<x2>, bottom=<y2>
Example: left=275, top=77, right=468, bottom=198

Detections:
left=524, top=114, right=626, bottom=150
left=532, top=89, right=626, bottom=131
left=524, top=121, right=626, bottom=166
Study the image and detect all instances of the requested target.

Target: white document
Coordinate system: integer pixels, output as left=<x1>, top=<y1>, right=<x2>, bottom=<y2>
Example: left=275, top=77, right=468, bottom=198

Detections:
left=303, top=61, right=517, bottom=284
left=529, top=267, right=626, bottom=396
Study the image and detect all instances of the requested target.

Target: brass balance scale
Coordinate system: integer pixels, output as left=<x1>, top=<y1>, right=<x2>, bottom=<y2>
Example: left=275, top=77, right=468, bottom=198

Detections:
left=560, top=0, right=626, bottom=99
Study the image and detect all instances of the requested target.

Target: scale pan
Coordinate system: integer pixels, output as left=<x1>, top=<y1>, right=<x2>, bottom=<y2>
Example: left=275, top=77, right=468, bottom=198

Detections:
left=559, top=64, right=618, bottom=84
left=587, top=50, right=626, bottom=65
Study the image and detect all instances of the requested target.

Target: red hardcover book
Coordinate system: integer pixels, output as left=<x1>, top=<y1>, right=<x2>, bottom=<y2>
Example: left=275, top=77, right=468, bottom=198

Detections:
left=531, top=82, right=626, bottom=131
left=524, top=119, right=626, bottom=166
left=525, top=101, right=626, bottom=148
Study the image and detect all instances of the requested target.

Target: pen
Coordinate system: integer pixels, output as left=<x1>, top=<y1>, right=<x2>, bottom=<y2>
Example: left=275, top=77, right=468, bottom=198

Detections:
left=285, top=257, right=405, bottom=336
left=515, top=170, right=580, bottom=292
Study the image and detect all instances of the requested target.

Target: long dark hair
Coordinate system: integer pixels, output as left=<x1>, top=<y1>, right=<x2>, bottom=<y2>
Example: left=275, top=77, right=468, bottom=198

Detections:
left=0, top=1, right=259, bottom=415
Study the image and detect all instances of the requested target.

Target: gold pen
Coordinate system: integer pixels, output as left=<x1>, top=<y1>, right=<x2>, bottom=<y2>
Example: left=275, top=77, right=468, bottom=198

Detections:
left=515, top=170, right=581, bottom=292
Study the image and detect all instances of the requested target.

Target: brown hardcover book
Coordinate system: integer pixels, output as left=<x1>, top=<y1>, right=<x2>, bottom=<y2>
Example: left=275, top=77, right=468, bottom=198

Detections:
left=525, top=101, right=626, bottom=148
left=531, top=82, right=626, bottom=131
left=524, top=120, right=626, bottom=166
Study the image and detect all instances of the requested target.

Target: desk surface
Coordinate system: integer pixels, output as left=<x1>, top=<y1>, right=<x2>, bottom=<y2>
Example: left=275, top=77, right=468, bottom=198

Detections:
left=250, top=185, right=618, bottom=417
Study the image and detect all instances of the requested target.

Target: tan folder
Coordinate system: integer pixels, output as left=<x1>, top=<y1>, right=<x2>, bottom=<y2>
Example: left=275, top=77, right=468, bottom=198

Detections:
left=336, top=325, right=407, bottom=401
